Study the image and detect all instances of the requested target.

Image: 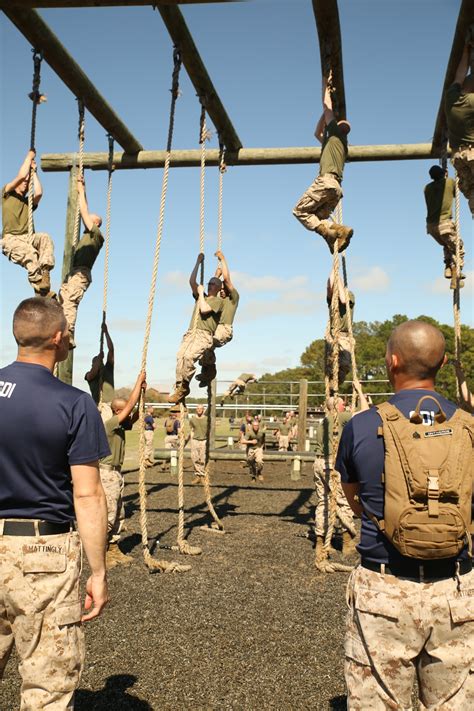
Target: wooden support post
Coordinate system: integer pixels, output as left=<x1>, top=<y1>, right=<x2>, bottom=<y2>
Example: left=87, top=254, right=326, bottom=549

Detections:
left=0, top=1, right=237, bottom=6
left=2, top=6, right=142, bottom=153
left=312, top=0, right=346, bottom=119
left=291, top=456, right=301, bottom=482
left=297, top=379, right=308, bottom=453
left=57, top=164, right=78, bottom=385
left=41, top=143, right=449, bottom=172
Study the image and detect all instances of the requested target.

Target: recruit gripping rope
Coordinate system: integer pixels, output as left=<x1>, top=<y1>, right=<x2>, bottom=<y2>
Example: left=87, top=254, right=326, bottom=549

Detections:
left=453, top=175, right=463, bottom=401
left=217, top=141, right=226, bottom=254
left=98, top=135, right=115, bottom=408
left=27, top=50, right=44, bottom=243
left=136, top=48, right=190, bottom=573
left=72, top=100, right=85, bottom=250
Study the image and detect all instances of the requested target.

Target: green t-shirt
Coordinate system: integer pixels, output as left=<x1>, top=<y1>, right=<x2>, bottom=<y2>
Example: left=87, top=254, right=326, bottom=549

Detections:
left=101, top=415, right=126, bottom=468
left=2, top=185, right=34, bottom=236
left=424, top=177, right=455, bottom=224
left=73, top=223, right=104, bottom=270
left=188, top=295, right=224, bottom=334
left=190, top=415, right=208, bottom=440
left=87, top=360, right=115, bottom=404
left=246, top=429, right=265, bottom=448
left=314, top=411, right=351, bottom=457
left=445, top=83, right=474, bottom=152
left=319, top=120, right=348, bottom=181
left=277, top=421, right=291, bottom=436
left=328, top=291, right=355, bottom=334
left=220, top=288, right=240, bottom=325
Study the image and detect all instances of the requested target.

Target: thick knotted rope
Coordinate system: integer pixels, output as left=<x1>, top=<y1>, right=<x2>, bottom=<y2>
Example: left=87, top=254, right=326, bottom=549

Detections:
left=453, top=175, right=463, bottom=402
left=136, top=49, right=190, bottom=573
left=71, top=100, right=85, bottom=250
left=27, top=50, right=44, bottom=243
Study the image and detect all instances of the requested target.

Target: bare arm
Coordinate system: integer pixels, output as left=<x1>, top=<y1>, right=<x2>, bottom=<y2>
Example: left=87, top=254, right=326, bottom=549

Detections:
left=77, top=176, right=95, bottom=231
left=31, top=160, right=43, bottom=206
left=71, top=462, right=108, bottom=621
left=4, top=150, right=35, bottom=193
left=215, top=250, right=234, bottom=290
left=454, top=43, right=470, bottom=85
left=84, top=355, right=103, bottom=382
left=341, top=482, right=363, bottom=517
left=102, top=323, right=114, bottom=366
left=454, top=361, right=474, bottom=413
left=116, top=371, right=147, bottom=424
left=241, top=437, right=257, bottom=446
left=352, top=378, right=370, bottom=412
left=322, top=73, right=335, bottom=126
left=314, top=113, right=326, bottom=144
left=189, top=253, right=204, bottom=297
left=197, top=284, right=213, bottom=315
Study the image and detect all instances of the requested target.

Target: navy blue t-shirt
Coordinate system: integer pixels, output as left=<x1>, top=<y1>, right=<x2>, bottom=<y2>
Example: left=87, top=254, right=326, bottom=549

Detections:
left=336, top=389, right=463, bottom=565
left=144, top=415, right=154, bottom=431
left=0, top=361, right=110, bottom=523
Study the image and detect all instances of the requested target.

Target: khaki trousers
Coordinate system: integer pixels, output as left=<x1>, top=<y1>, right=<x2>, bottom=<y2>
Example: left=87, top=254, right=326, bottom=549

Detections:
left=293, top=173, right=343, bottom=231
left=278, top=434, right=289, bottom=451
left=0, top=527, right=84, bottom=710
left=453, top=146, right=474, bottom=216
left=99, top=466, right=124, bottom=544
left=59, top=267, right=92, bottom=338
left=200, top=324, right=233, bottom=367
left=313, top=456, right=354, bottom=537
left=426, top=221, right=464, bottom=270
left=144, top=430, right=154, bottom=463
left=247, top=445, right=264, bottom=477
left=345, top=564, right=474, bottom=710
left=1, top=231, right=55, bottom=285
left=175, top=329, right=214, bottom=384
left=191, top=438, right=206, bottom=477
left=164, top=434, right=179, bottom=450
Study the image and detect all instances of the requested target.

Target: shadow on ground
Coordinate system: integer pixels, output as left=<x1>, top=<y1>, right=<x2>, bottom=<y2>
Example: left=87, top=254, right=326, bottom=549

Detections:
left=76, top=674, right=152, bottom=710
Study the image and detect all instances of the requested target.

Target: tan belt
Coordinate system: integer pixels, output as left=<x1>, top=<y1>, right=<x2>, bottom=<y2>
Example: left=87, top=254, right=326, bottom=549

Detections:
left=100, top=463, right=121, bottom=473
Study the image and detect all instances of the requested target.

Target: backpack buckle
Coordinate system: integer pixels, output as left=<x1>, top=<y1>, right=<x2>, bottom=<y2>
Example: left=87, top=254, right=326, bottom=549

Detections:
left=427, top=472, right=440, bottom=517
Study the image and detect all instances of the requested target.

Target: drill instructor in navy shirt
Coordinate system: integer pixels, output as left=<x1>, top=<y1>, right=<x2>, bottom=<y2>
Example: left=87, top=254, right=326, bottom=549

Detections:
left=337, top=320, right=474, bottom=710
left=0, top=297, right=110, bottom=709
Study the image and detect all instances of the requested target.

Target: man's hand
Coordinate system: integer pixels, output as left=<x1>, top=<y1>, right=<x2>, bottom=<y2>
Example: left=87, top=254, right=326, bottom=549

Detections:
left=138, top=370, right=147, bottom=388
left=82, top=574, right=109, bottom=622
left=27, top=149, right=36, bottom=161
left=31, top=159, right=38, bottom=173
left=196, top=253, right=204, bottom=264
left=215, top=250, right=223, bottom=260
left=77, top=176, right=85, bottom=193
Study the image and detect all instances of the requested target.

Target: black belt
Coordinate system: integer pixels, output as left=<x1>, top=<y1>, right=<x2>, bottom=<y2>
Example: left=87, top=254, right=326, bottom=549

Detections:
left=361, top=558, right=472, bottom=582
left=1, top=520, right=74, bottom=536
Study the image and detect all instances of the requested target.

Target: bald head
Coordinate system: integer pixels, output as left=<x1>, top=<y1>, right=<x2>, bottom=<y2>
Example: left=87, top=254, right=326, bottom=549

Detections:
left=387, top=320, right=446, bottom=381
left=13, top=297, right=67, bottom=351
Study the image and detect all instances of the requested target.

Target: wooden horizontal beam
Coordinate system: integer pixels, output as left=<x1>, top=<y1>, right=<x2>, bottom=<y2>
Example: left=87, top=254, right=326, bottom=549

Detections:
left=431, top=0, right=474, bottom=157
left=157, top=4, right=242, bottom=153
left=41, top=143, right=449, bottom=171
left=312, top=0, right=346, bottom=119
left=2, top=6, right=143, bottom=153
left=153, top=449, right=316, bottom=462
left=1, top=1, right=239, bottom=5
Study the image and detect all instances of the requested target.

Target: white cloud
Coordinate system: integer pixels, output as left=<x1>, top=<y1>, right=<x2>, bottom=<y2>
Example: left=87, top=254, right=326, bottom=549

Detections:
left=163, top=271, right=188, bottom=288
left=108, top=318, right=144, bottom=332
left=239, top=288, right=323, bottom=322
left=162, top=270, right=310, bottom=294
left=351, top=266, right=390, bottom=292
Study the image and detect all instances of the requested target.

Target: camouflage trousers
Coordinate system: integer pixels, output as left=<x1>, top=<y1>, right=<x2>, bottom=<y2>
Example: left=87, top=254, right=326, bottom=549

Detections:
left=426, top=221, right=464, bottom=271
left=278, top=434, right=289, bottom=451
left=1, top=231, right=55, bottom=286
left=144, top=430, right=154, bottom=463
left=453, top=146, right=474, bottom=216
left=223, top=378, right=247, bottom=399
left=191, top=438, right=206, bottom=477
left=327, top=332, right=352, bottom=386
left=164, top=434, right=179, bottom=450
left=175, top=329, right=213, bottom=385
left=99, top=466, right=124, bottom=544
left=200, top=324, right=233, bottom=367
left=0, top=526, right=84, bottom=710
left=345, top=564, right=474, bottom=710
left=313, top=457, right=354, bottom=537
left=247, top=446, right=263, bottom=477
left=293, top=173, right=343, bottom=231
left=59, top=267, right=92, bottom=339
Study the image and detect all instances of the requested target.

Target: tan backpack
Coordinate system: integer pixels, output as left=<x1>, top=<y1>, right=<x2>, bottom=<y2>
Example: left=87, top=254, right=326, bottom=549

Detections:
left=372, top=395, right=474, bottom=560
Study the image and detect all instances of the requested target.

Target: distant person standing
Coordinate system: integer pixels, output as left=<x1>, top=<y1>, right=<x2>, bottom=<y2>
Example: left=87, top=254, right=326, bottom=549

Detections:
left=242, top=420, right=266, bottom=482
left=190, top=405, right=208, bottom=484
left=0, top=297, right=109, bottom=708
left=144, top=406, right=156, bottom=468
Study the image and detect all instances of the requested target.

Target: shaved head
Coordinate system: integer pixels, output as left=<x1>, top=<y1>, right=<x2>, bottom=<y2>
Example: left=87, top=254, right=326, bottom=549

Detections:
left=387, top=320, right=446, bottom=381
left=13, top=297, right=67, bottom=350
left=112, top=398, right=127, bottom=412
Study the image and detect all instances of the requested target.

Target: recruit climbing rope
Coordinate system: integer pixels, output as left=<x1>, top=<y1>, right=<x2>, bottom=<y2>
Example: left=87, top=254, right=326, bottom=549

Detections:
left=27, top=49, right=45, bottom=244
left=72, top=99, right=85, bottom=250
left=136, top=48, right=190, bottom=573
left=98, top=135, right=115, bottom=408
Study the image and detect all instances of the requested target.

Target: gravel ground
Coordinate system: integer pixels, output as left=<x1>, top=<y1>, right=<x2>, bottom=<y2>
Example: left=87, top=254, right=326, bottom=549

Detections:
left=0, top=459, right=353, bottom=711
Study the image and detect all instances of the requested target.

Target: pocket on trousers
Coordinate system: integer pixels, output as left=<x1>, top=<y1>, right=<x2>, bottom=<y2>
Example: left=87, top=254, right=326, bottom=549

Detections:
left=22, top=548, right=67, bottom=574
left=55, top=601, right=82, bottom=628
left=355, top=587, right=399, bottom=621
left=345, top=632, right=371, bottom=666
left=448, top=596, right=474, bottom=624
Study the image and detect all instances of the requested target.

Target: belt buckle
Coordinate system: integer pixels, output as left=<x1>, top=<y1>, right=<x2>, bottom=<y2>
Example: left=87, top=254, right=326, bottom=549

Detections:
left=419, top=564, right=425, bottom=583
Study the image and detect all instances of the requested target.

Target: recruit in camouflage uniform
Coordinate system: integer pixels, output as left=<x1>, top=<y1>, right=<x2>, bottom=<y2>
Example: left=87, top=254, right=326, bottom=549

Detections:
left=190, top=406, right=208, bottom=483
left=242, top=422, right=265, bottom=481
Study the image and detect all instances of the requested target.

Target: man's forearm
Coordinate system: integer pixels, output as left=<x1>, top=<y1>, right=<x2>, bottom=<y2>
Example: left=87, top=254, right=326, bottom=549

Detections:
left=198, top=293, right=212, bottom=314
left=75, top=490, right=107, bottom=576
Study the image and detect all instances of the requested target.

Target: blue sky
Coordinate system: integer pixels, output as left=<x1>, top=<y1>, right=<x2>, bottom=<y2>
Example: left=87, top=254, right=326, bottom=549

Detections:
left=1, top=0, right=472, bottom=394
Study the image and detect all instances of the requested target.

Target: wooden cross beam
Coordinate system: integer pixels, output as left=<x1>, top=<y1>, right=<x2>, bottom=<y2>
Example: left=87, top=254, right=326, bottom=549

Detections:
left=312, top=0, right=346, bottom=120
left=2, top=6, right=143, bottom=153
left=0, top=1, right=240, bottom=6
left=41, top=143, right=448, bottom=171
left=157, top=4, right=242, bottom=153
left=431, top=0, right=474, bottom=157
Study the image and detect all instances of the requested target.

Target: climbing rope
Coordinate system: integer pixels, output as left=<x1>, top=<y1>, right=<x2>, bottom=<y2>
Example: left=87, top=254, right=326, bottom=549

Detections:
left=217, top=141, right=226, bottom=253
left=453, top=175, right=463, bottom=401
left=72, top=99, right=85, bottom=249
left=27, top=49, right=45, bottom=243
left=136, top=48, right=190, bottom=573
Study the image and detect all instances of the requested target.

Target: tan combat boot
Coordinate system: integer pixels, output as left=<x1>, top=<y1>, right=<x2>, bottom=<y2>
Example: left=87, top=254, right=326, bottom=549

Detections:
left=331, top=223, right=354, bottom=252
left=315, top=222, right=337, bottom=252
left=106, top=543, right=134, bottom=569
left=167, top=381, right=190, bottom=404
left=342, top=531, right=358, bottom=558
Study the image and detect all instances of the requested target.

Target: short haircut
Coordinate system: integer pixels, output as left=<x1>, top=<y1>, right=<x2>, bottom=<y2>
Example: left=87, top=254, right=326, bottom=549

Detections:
left=387, top=320, right=446, bottom=381
left=429, top=165, right=445, bottom=180
left=13, top=297, right=67, bottom=350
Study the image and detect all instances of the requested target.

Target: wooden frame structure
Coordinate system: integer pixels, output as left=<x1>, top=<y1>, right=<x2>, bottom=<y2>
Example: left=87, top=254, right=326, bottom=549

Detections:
left=1, top=0, right=468, bottom=384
